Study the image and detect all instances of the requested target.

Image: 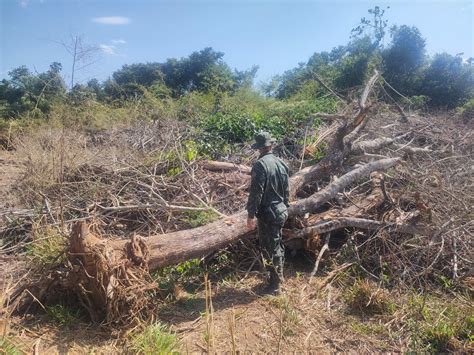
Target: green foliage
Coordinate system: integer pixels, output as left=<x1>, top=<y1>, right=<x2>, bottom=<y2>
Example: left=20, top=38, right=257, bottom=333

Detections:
left=154, top=249, right=233, bottom=292
left=107, top=47, right=256, bottom=99
left=46, top=304, right=81, bottom=326
left=0, top=337, right=22, bottom=355
left=26, top=227, right=66, bottom=267
left=198, top=92, right=336, bottom=154
left=406, top=294, right=473, bottom=352
left=183, top=209, right=219, bottom=228
left=420, top=53, right=473, bottom=108
left=383, top=25, right=426, bottom=96
left=130, top=323, right=179, bottom=354
left=266, top=295, right=300, bottom=336
left=166, top=167, right=183, bottom=177
left=403, top=95, right=429, bottom=109
left=184, top=141, right=199, bottom=162
left=334, top=36, right=376, bottom=90
left=458, top=97, right=474, bottom=120
left=350, top=321, right=385, bottom=335
left=155, top=258, right=205, bottom=290
left=0, top=63, right=66, bottom=119
left=438, top=275, right=454, bottom=290
left=351, top=5, right=390, bottom=48
left=2, top=8, right=471, bottom=125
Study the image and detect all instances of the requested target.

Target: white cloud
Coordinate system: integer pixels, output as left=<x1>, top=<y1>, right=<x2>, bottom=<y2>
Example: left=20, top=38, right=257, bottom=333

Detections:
left=92, top=16, right=131, bottom=25
left=111, top=39, right=127, bottom=45
left=99, top=44, right=117, bottom=55
left=19, top=0, right=28, bottom=8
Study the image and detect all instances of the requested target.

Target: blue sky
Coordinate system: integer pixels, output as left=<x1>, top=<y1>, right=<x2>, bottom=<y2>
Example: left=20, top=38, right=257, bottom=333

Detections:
left=1, top=0, right=472, bottom=87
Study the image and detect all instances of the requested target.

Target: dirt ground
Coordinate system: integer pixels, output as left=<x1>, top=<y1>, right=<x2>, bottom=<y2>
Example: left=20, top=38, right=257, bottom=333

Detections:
left=4, top=263, right=403, bottom=354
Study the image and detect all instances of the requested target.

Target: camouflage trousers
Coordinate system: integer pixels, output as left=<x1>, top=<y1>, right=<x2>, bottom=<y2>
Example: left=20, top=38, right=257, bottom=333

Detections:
left=257, top=210, right=288, bottom=277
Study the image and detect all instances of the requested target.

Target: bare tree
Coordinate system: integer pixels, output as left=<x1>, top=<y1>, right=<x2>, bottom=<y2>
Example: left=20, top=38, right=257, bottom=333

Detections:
left=59, top=35, right=100, bottom=89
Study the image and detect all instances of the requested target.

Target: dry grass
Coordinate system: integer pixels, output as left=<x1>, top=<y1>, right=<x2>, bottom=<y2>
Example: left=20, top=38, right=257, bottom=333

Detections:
left=344, top=279, right=395, bottom=315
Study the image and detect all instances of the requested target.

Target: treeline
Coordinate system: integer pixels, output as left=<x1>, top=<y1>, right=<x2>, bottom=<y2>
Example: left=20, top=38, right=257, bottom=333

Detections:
left=270, top=8, right=473, bottom=108
left=0, top=7, right=472, bottom=122
left=0, top=47, right=257, bottom=118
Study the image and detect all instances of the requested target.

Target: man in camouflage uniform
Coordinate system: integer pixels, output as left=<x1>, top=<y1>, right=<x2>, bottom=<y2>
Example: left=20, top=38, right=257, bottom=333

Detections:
left=246, top=132, right=289, bottom=295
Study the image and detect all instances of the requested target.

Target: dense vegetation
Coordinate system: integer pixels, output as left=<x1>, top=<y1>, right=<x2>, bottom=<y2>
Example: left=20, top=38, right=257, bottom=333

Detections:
left=1, top=7, right=472, bottom=152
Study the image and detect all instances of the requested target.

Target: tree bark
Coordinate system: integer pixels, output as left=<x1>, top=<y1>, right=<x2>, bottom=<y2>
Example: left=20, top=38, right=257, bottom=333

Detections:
left=202, top=160, right=251, bottom=174
left=71, top=158, right=401, bottom=271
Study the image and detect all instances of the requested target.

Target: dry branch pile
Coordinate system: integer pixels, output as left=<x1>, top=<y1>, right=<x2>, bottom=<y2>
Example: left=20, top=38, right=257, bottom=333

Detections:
left=2, top=71, right=473, bottom=326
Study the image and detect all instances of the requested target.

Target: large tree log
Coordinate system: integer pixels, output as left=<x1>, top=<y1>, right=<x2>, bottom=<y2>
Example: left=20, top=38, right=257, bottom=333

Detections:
left=71, top=158, right=400, bottom=271
left=66, top=157, right=403, bottom=322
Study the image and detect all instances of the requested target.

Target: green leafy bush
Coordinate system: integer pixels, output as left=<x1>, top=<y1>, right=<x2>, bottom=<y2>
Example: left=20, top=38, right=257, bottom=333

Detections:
left=198, top=96, right=337, bottom=154
left=183, top=209, right=219, bottom=228
left=458, top=98, right=474, bottom=121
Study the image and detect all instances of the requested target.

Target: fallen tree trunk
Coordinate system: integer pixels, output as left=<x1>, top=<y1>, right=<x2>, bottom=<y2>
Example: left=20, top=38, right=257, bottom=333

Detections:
left=71, top=157, right=400, bottom=271
left=66, top=158, right=403, bottom=322
left=291, top=217, right=433, bottom=240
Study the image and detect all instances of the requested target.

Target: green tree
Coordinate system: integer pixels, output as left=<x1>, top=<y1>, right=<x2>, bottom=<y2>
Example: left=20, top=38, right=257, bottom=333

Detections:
left=383, top=25, right=426, bottom=95
left=0, top=63, right=66, bottom=117
left=113, top=63, right=164, bottom=87
left=351, top=5, right=390, bottom=49
left=420, top=53, right=473, bottom=108
left=106, top=47, right=256, bottom=100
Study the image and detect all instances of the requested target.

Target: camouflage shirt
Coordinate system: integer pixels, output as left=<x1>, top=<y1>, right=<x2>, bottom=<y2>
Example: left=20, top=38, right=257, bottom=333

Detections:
left=246, top=152, right=290, bottom=219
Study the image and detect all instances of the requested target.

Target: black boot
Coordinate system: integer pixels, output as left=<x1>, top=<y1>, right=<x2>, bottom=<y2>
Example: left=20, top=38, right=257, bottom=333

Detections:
left=260, top=269, right=281, bottom=296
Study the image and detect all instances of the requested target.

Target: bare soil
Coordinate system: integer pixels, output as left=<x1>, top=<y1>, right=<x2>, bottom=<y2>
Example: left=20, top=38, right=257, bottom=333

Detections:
left=4, top=266, right=402, bottom=354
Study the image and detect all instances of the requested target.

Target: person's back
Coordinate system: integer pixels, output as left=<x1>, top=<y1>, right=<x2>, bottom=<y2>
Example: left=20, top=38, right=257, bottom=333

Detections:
left=250, top=152, right=289, bottom=215
left=246, top=132, right=289, bottom=295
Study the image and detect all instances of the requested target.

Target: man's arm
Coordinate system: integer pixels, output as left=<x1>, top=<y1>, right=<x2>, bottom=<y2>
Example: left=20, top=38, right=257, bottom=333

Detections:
left=281, top=160, right=290, bottom=207
left=246, top=162, right=266, bottom=219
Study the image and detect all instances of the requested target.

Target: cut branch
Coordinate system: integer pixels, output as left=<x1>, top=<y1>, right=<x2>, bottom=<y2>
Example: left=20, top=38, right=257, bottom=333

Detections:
left=292, top=217, right=433, bottom=239
left=202, top=160, right=251, bottom=174
left=290, top=158, right=400, bottom=217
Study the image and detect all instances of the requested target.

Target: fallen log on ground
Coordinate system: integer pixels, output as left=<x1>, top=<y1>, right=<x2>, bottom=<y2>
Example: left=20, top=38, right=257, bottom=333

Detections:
left=67, top=155, right=406, bottom=323
left=71, top=158, right=401, bottom=270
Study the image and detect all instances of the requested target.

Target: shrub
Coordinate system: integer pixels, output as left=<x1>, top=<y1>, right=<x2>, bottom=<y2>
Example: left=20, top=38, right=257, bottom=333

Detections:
left=403, top=95, right=430, bottom=110
left=183, top=209, right=219, bottom=228
left=198, top=96, right=337, bottom=154
left=458, top=98, right=474, bottom=121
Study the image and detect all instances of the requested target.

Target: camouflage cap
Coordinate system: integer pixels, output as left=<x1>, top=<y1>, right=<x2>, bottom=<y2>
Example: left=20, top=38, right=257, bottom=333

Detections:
left=251, top=131, right=276, bottom=149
